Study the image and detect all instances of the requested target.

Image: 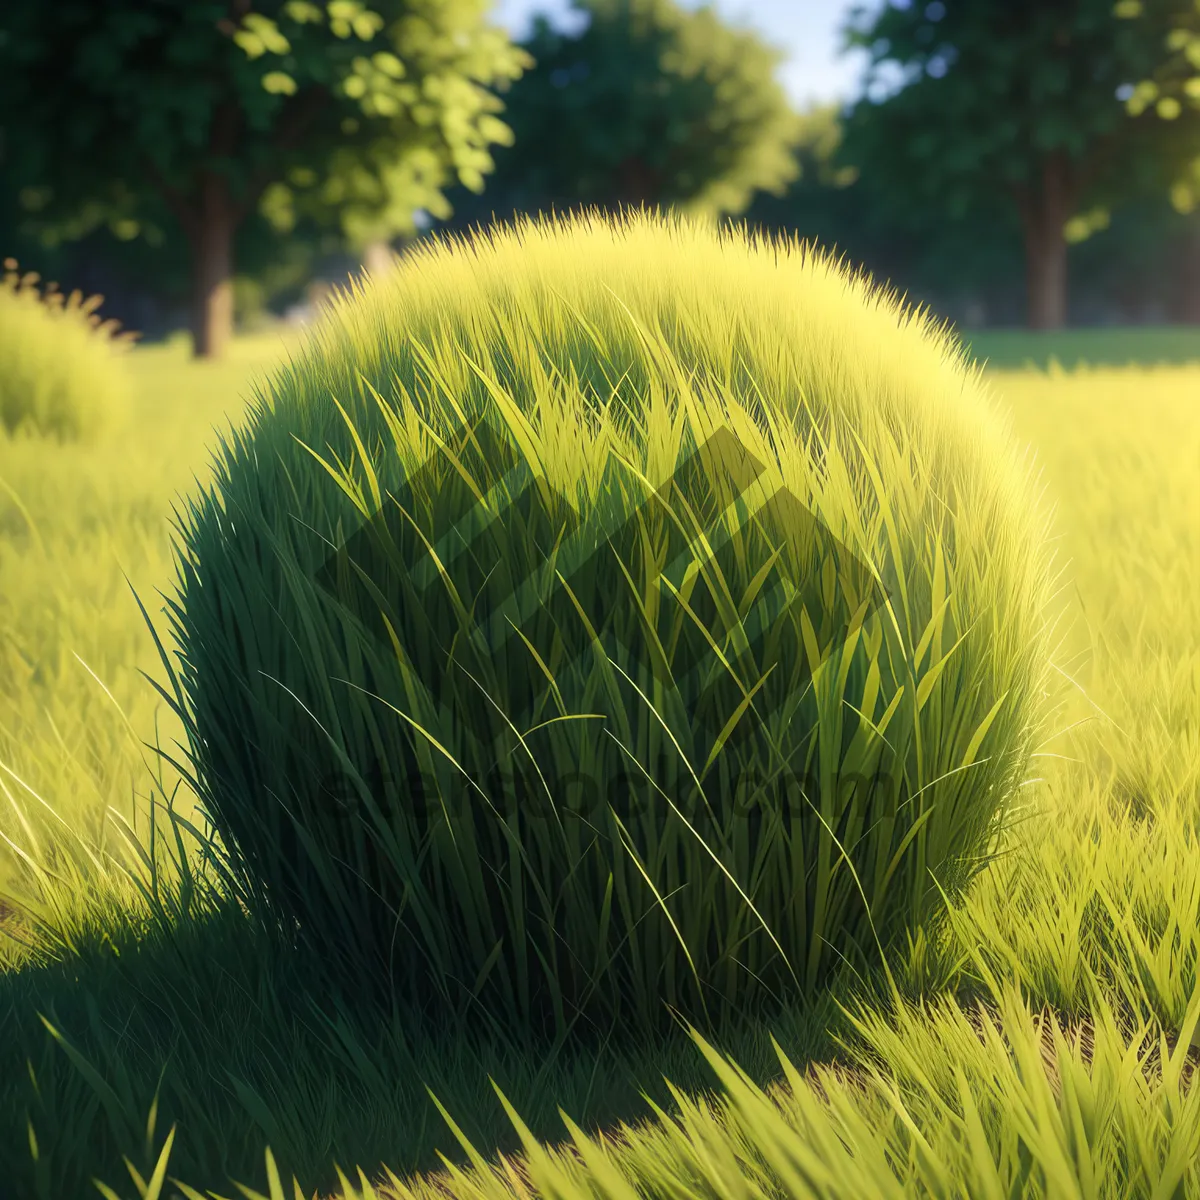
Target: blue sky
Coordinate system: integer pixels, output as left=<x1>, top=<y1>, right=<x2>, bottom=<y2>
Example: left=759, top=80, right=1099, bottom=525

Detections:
left=489, top=0, right=870, bottom=111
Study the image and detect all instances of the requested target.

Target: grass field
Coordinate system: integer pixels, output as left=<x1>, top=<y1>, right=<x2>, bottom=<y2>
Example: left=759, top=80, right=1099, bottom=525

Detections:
left=959, top=325, right=1200, bottom=371
left=0, top=324, right=1197, bottom=1198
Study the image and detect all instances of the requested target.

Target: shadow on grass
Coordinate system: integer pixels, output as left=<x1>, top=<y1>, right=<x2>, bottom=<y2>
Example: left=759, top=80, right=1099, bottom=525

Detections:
left=958, top=326, right=1200, bottom=372
left=0, top=877, right=935, bottom=1200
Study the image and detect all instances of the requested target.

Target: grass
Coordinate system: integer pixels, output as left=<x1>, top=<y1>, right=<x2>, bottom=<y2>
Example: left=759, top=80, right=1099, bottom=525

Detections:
left=0, top=258, right=137, bottom=443
left=958, top=324, right=1200, bottom=372
left=0, top=323, right=1197, bottom=1198
left=170, top=209, right=1059, bottom=1057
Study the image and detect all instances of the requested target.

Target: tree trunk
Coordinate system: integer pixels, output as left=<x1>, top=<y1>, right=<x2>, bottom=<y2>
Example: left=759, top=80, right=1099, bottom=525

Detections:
left=189, top=175, right=237, bottom=360
left=1017, top=152, right=1074, bottom=331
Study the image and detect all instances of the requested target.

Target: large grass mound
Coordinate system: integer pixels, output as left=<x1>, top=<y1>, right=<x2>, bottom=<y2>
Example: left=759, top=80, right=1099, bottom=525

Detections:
left=167, top=207, right=1061, bottom=1051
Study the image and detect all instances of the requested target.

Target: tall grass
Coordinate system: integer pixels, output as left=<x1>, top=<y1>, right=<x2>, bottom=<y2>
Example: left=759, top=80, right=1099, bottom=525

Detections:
left=0, top=332, right=298, bottom=940
left=0, top=325, right=1195, bottom=1196
left=0, top=259, right=137, bottom=443
left=169, top=207, right=1062, bottom=1050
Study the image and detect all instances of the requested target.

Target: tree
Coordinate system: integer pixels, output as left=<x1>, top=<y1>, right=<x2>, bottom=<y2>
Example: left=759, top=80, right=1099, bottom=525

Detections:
left=1115, top=0, right=1200, bottom=319
left=0, top=1, right=533, bottom=358
left=425, top=0, right=805, bottom=237
left=732, top=104, right=1027, bottom=326
left=1116, top=0, right=1200, bottom=132
left=838, top=0, right=1200, bottom=329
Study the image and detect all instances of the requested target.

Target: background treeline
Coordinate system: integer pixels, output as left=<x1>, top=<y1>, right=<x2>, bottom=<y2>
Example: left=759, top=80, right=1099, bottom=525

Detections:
left=435, top=100, right=1200, bottom=331
left=3, top=0, right=1199, bottom=347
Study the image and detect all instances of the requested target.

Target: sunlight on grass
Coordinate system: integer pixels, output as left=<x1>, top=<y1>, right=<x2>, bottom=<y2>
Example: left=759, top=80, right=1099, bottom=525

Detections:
left=0, top=331, right=300, bottom=926
left=0, top=327, right=1197, bottom=1198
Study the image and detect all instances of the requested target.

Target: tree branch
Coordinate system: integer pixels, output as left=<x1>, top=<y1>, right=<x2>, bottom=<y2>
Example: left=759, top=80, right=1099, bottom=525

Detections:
left=1072, top=132, right=1120, bottom=200
left=209, top=99, right=243, bottom=161
left=234, top=85, right=331, bottom=222
left=144, top=158, right=200, bottom=240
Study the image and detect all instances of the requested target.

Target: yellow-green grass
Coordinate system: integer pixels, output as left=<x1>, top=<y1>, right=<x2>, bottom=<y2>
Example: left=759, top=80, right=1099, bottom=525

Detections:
left=0, top=329, right=1197, bottom=1199
left=0, top=261, right=137, bottom=443
left=0, top=331, right=300, bottom=927
left=959, top=325, right=1200, bottom=372
left=172, top=208, right=1059, bottom=1054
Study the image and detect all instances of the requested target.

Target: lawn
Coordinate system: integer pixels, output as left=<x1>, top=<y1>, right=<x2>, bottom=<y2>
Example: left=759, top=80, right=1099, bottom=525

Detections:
left=0, top=324, right=1197, bottom=1199
left=958, top=324, right=1200, bottom=372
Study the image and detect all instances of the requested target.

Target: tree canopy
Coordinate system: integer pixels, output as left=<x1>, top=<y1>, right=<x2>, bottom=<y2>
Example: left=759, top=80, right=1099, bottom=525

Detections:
left=837, top=0, right=1200, bottom=328
left=0, top=0, right=533, bottom=356
left=1116, top=0, right=1200, bottom=212
left=428, top=0, right=804, bottom=236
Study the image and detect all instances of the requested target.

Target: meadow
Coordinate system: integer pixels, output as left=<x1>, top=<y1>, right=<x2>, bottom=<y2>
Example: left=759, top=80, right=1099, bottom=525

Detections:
left=0, top=321, right=1197, bottom=1199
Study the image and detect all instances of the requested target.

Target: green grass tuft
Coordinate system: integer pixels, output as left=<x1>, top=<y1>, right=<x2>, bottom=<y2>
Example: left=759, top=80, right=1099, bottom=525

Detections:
left=0, top=258, right=138, bottom=443
left=0, top=276, right=1196, bottom=1200
left=170, top=205, right=1063, bottom=1052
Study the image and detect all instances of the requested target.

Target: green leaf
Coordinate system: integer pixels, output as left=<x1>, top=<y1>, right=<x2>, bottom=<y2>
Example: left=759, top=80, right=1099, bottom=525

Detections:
left=233, top=30, right=267, bottom=59
left=352, top=12, right=385, bottom=40
left=240, top=14, right=291, bottom=56
left=284, top=0, right=324, bottom=23
left=371, top=50, right=404, bottom=78
left=262, top=71, right=299, bottom=96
